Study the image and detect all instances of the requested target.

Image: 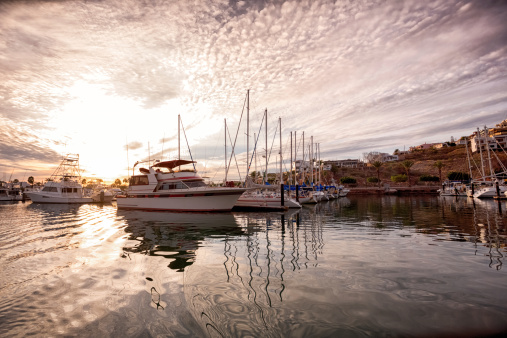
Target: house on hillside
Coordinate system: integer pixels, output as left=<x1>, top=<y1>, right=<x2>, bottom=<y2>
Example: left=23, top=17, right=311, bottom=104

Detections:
left=323, top=159, right=364, bottom=170
left=363, top=151, right=398, bottom=163
left=470, top=122, right=507, bottom=152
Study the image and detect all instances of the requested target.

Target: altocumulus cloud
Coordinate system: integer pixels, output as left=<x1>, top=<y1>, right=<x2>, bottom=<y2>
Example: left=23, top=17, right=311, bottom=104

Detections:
left=1, top=0, right=507, bottom=179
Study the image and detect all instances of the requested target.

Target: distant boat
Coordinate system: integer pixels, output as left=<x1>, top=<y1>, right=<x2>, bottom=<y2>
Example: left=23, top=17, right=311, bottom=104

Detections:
left=26, top=154, right=94, bottom=204
left=116, top=159, right=247, bottom=212
left=234, top=177, right=301, bottom=210
left=0, top=182, right=23, bottom=201
left=438, top=181, right=467, bottom=197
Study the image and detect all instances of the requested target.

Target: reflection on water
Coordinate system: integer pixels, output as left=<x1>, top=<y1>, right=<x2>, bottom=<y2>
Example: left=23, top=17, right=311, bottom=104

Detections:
left=1, top=197, right=506, bottom=337
left=118, top=210, right=246, bottom=272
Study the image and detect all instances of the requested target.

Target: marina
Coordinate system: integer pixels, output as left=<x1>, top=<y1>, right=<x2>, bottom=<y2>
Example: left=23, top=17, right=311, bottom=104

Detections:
left=1, top=196, right=506, bottom=337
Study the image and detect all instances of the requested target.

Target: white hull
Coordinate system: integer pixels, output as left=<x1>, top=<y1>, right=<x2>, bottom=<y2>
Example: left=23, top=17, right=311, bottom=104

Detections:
left=91, top=192, right=114, bottom=203
left=469, top=186, right=507, bottom=198
left=234, top=195, right=301, bottom=210
left=26, top=192, right=93, bottom=204
left=299, top=195, right=318, bottom=204
left=0, top=194, right=22, bottom=201
left=116, top=188, right=245, bottom=211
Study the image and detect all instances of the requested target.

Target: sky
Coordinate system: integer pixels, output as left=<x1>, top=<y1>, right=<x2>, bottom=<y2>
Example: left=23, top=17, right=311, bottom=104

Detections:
left=1, top=0, right=507, bottom=183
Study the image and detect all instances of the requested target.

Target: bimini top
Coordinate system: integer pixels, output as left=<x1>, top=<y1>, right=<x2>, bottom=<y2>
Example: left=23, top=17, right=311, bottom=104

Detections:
left=152, top=160, right=196, bottom=170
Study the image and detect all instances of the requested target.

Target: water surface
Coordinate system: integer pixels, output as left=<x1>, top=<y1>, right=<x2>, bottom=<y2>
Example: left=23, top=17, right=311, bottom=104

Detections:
left=0, top=196, right=506, bottom=337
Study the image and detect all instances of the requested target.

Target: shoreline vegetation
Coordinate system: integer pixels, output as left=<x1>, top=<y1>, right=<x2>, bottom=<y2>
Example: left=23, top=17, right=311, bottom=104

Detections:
left=325, top=145, right=507, bottom=195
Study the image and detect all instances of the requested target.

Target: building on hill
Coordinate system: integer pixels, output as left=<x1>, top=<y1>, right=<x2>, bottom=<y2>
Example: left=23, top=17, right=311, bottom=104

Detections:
left=470, top=123, right=507, bottom=153
left=363, top=151, right=398, bottom=163
left=323, top=159, right=364, bottom=170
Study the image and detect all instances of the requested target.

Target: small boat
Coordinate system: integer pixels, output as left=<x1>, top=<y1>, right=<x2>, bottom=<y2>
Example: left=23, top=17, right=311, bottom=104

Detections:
left=26, top=154, right=94, bottom=204
left=438, top=181, right=467, bottom=197
left=233, top=177, right=301, bottom=210
left=0, top=182, right=23, bottom=201
left=116, top=159, right=247, bottom=211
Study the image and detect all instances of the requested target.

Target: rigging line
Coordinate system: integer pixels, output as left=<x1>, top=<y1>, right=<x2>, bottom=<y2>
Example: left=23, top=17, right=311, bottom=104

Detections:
left=266, top=118, right=280, bottom=174
left=179, top=117, right=196, bottom=171
left=247, top=112, right=266, bottom=176
left=227, top=92, right=248, bottom=179
left=226, top=123, right=243, bottom=182
left=491, top=137, right=507, bottom=172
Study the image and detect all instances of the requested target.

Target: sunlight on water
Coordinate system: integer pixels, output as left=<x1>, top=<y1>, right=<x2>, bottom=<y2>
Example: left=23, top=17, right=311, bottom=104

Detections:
left=0, top=197, right=506, bottom=337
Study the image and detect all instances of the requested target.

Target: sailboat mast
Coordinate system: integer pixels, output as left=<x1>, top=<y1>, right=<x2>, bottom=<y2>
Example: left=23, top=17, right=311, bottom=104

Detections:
left=178, top=114, right=180, bottom=160
left=477, top=128, right=486, bottom=181
left=465, top=139, right=473, bottom=181
left=225, top=119, right=227, bottom=183
left=310, top=136, right=314, bottom=185
left=290, top=131, right=293, bottom=186
left=484, top=126, right=495, bottom=179
left=302, top=131, right=305, bottom=184
left=294, top=131, right=297, bottom=186
left=247, top=89, right=250, bottom=178
left=265, top=108, right=268, bottom=185
left=279, top=117, right=282, bottom=183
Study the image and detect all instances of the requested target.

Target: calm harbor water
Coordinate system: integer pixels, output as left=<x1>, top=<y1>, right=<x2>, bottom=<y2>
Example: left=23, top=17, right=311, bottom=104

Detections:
left=1, top=196, right=506, bottom=337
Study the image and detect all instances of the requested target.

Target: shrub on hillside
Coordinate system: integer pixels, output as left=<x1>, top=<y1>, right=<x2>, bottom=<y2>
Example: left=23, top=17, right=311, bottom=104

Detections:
left=367, top=177, right=379, bottom=183
left=447, top=171, right=470, bottom=181
left=420, top=175, right=439, bottom=182
left=391, top=174, right=408, bottom=183
left=340, top=176, right=356, bottom=184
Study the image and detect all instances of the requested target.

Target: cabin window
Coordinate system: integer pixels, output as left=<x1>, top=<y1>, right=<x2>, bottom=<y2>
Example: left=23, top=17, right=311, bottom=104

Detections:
left=42, top=187, right=58, bottom=192
left=159, top=182, right=186, bottom=190
left=130, top=175, right=150, bottom=186
left=184, top=180, right=206, bottom=188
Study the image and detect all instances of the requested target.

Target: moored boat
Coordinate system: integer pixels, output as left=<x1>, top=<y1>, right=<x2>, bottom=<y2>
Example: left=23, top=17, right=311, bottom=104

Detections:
left=26, top=154, right=94, bottom=204
left=0, top=182, right=23, bottom=201
left=116, top=159, right=247, bottom=211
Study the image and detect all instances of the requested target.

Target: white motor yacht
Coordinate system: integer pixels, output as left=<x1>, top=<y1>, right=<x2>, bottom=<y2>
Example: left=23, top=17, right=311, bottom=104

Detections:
left=116, top=159, right=247, bottom=211
left=26, top=155, right=94, bottom=204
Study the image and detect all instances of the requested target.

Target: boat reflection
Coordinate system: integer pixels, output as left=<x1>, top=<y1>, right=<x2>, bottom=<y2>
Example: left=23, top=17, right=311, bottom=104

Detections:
left=117, top=210, right=247, bottom=271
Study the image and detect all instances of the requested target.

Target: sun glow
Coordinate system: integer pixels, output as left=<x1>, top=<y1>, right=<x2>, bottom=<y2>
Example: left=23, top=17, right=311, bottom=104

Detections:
left=44, top=80, right=227, bottom=182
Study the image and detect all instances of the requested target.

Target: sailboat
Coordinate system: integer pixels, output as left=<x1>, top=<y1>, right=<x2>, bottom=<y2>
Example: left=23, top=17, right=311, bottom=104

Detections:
left=230, top=91, right=301, bottom=210
left=466, top=127, right=507, bottom=198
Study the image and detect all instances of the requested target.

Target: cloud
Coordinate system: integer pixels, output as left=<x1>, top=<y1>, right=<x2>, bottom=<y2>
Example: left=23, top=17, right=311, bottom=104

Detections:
left=1, top=0, right=507, bottom=180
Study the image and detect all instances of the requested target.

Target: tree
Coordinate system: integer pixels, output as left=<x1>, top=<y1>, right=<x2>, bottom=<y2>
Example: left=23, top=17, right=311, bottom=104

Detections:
left=401, top=160, right=414, bottom=186
left=433, top=160, right=444, bottom=183
left=419, top=175, right=439, bottom=182
left=372, top=161, right=383, bottom=188
left=114, top=179, right=121, bottom=186
left=123, top=178, right=128, bottom=184
left=340, top=176, right=356, bottom=184
left=82, top=178, right=86, bottom=185
left=28, top=176, right=34, bottom=187
left=391, top=174, right=408, bottom=183
left=13, top=179, right=19, bottom=183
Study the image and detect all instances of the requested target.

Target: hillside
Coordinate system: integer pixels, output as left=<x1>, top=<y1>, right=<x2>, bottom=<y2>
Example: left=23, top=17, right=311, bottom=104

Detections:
left=326, top=145, right=507, bottom=187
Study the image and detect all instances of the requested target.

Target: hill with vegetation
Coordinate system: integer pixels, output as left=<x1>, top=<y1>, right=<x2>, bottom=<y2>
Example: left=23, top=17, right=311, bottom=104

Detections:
left=326, top=145, right=507, bottom=187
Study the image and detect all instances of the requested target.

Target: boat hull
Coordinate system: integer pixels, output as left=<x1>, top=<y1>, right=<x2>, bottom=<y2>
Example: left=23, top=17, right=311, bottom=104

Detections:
left=26, top=192, right=93, bottom=204
left=116, top=188, right=246, bottom=211
left=234, top=195, right=301, bottom=210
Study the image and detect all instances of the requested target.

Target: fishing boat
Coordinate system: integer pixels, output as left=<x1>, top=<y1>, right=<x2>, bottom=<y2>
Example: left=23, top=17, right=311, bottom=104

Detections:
left=116, top=159, right=247, bottom=211
left=26, top=154, right=94, bottom=204
left=0, top=182, right=23, bottom=201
